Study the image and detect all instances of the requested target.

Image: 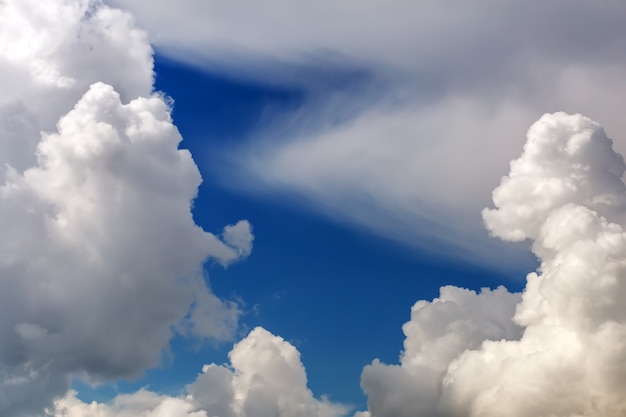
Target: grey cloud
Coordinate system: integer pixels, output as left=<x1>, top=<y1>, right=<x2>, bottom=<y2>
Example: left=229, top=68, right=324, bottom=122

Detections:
left=0, top=1, right=253, bottom=415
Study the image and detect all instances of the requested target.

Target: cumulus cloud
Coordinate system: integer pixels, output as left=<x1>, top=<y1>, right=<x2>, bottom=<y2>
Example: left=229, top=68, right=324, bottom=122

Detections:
left=0, top=0, right=252, bottom=415
left=52, top=327, right=349, bottom=417
left=52, top=390, right=206, bottom=417
left=360, top=286, right=521, bottom=417
left=107, top=0, right=626, bottom=266
left=357, top=113, right=626, bottom=417
left=0, top=0, right=153, bottom=148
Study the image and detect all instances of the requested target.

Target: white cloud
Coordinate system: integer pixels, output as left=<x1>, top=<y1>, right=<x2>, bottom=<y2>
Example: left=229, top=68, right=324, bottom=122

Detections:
left=357, top=113, right=626, bottom=417
left=52, top=389, right=206, bottom=417
left=360, top=286, right=521, bottom=417
left=7, top=1, right=626, bottom=416
left=107, top=0, right=626, bottom=266
left=52, top=327, right=349, bottom=417
left=0, top=0, right=152, bottom=181
left=229, top=61, right=626, bottom=266
left=483, top=112, right=626, bottom=244
left=0, top=1, right=253, bottom=415
left=232, top=95, right=539, bottom=265
left=189, top=327, right=349, bottom=417
left=222, top=220, right=254, bottom=261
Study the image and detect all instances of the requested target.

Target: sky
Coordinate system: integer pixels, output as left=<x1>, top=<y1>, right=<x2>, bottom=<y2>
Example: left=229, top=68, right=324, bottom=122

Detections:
left=2, top=1, right=626, bottom=417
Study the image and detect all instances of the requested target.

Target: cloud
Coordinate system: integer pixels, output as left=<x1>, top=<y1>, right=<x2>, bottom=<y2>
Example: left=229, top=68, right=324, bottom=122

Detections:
left=360, top=286, right=521, bottom=417
left=483, top=112, right=626, bottom=243
left=52, top=389, right=206, bottom=417
left=188, top=327, right=349, bottom=417
left=221, top=220, right=254, bottom=261
left=106, top=0, right=626, bottom=79
left=357, top=113, right=626, bottom=417
left=52, top=327, right=349, bottom=417
left=231, top=95, right=539, bottom=265
left=6, top=1, right=626, bottom=416
left=227, top=62, right=626, bottom=267
left=0, top=1, right=252, bottom=415
left=108, top=0, right=626, bottom=266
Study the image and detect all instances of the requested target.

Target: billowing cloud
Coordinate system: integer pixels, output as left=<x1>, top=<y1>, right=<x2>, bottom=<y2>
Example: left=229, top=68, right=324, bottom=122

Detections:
left=358, top=113, right=626, bottom=417
left=108, top=0, right=626, bottom=266
left=188, top=327, right=349, bottom=417
left=360, top=286, right=521, bottom=417
left=0, top=1, right=252, bottom=415
left=52, top=390, right=205, bottom=417
left=53, top=327, right=349, bottom=417
left=7, top=0, right=626, bottom=416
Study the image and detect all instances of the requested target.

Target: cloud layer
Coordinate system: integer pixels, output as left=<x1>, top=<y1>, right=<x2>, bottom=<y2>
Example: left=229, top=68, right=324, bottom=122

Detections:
left=0, top=1, right=252, bottom=415
left=109, top=0, right=626, bottom=266
left=357, top=113, right=626, bottom=417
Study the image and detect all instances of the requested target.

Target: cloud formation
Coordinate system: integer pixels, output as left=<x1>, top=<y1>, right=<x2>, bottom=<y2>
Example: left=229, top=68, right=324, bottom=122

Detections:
left=360, top=286, right=521, bottom=417
left=358, top=113, right=626, bottom=417
left=53, top=327, right=349, bottom=417
left=108, top=0, right=626, bottom=266
left=6, top=1, right=626, bottom=416
left=0, top=1, right=252, bottom=415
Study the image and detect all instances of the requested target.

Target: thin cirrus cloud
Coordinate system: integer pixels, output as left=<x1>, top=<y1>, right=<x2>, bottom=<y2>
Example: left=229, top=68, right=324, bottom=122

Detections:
left=108, top=0, right=626, bottom=267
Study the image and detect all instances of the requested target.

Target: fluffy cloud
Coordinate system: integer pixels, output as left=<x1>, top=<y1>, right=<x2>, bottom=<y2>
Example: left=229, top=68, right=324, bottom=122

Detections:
left=52, top=390, right=206, bottom=417
left=188, top=327, right=349, bottom=417
left=0, top=1, right=252, bottom=415
left=0, top=0, right=153, bottom=159
left=107, top=0, right=626, bottom=266
left=360, top=286, right=521, bottom=417
left=52, top=327, right=349, bottom=417
left=357, top=113, right=626, bottom=417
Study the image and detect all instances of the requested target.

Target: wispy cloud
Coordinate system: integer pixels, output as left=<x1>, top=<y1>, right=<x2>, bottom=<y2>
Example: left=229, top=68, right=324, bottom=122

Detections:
left=110, top=0, right=626, bottom=266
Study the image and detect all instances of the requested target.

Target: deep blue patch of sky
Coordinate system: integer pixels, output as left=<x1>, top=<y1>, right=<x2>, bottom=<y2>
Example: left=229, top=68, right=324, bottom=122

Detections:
left=75, top=54, right=534, bottom=410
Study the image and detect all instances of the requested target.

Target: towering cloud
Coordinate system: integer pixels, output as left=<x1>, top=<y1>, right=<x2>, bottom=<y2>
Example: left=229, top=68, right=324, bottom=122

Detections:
left=0, top=1, right=252, bottom=415
left=359, top=113, right=626, bottom=417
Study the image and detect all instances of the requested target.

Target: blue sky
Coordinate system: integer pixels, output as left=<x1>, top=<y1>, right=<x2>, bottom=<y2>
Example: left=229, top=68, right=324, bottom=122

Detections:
left=3, top=1, right=626, bottom=417
left=69, top=52, right=534, bottom=409
left=87, top=54, right=531, bottom=408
